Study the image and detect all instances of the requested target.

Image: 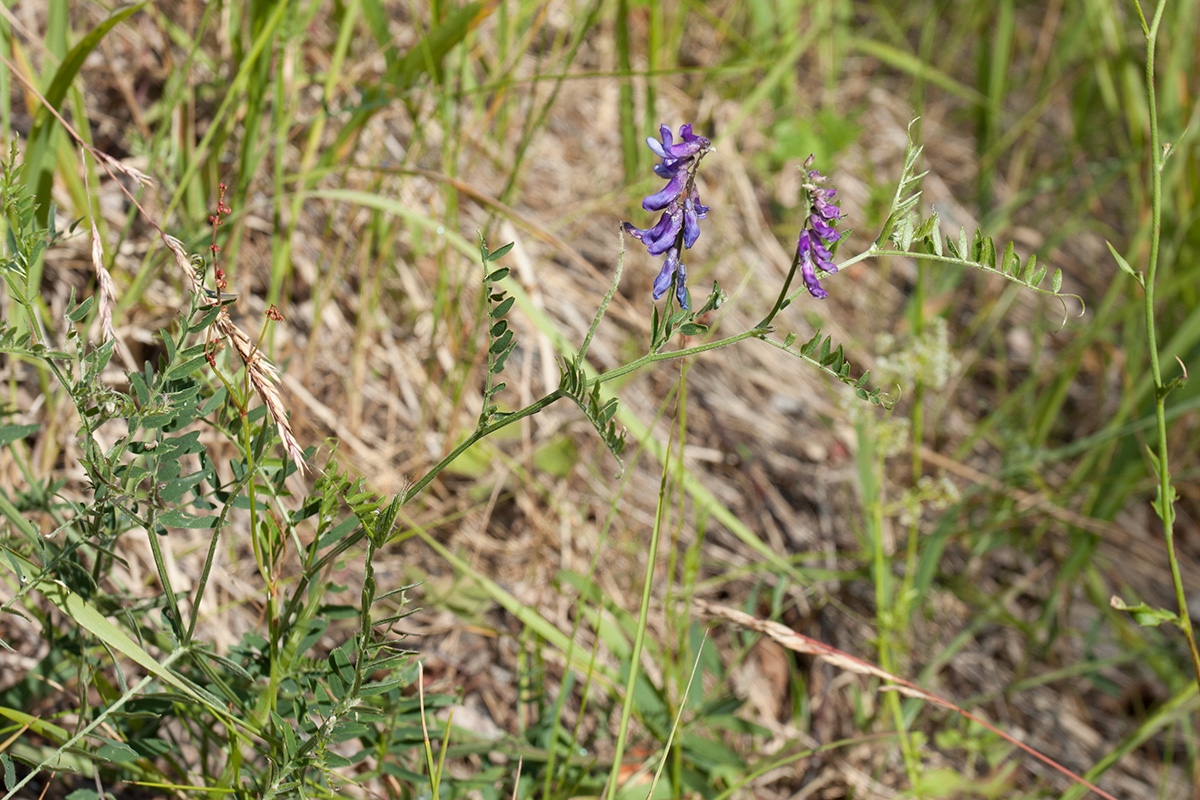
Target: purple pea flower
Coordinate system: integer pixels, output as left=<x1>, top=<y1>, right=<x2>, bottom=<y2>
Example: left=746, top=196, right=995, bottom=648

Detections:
left=796, top=155, right=843, bottom=299
left=624, top=124, right=711, bottom=310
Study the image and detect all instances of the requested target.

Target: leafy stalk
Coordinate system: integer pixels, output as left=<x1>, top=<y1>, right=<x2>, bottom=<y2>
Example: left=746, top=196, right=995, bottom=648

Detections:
left=1129, top=0, right=1200, bottom=687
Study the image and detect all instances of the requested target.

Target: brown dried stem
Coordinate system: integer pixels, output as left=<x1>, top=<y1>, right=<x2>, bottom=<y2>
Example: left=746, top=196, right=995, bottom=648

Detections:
left=697, top=600, right=1119, bottom=800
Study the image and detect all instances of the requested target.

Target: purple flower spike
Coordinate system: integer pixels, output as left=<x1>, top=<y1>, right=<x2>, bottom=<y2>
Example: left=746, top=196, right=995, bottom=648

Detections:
left=795, top=156, right=844, bottom=299
left=624, top=123, right=712, bottom=311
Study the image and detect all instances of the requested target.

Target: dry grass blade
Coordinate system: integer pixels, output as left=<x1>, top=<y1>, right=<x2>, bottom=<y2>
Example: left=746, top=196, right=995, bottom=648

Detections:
left=90, top=238, right=116, bottom=340
left=87, top=212, right=116, bottom=343
left=696, top=600, right=938, bottom=702
left=695, top=600, right=1120, bottom=800
left=80, top=149, right=116, bottom=342
left=92, top=148, right=153, bottom=187
left=161, top=236, right=307, bottom=473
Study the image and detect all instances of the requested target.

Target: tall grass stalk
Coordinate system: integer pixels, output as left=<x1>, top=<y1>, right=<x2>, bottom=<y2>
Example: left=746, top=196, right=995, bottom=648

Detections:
left=603, top=396, right=679, bottom=800
left=855, top=417, right=922, bottom=791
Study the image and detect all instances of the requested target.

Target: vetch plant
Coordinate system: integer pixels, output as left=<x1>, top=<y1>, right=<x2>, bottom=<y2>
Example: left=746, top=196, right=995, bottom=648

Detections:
left=0, top=103, right=1111, bottom=800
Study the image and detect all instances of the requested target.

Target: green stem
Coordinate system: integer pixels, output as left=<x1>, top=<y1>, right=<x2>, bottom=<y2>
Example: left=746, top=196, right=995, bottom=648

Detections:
left=402, top=388, right=567, bottom=505
left=1135, top=0, right=1200, bottom=688
left=605, top=409, right=676, bottom=800
left=758, top=245, right=804, bottom=328
left=597, top=328, right=764, bottom=384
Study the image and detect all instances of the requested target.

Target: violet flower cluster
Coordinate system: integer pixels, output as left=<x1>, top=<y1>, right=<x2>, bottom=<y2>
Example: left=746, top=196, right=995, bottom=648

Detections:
left=796, top=155, right=843, bottom=299
left=623, top=124, right=711, bottom=310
